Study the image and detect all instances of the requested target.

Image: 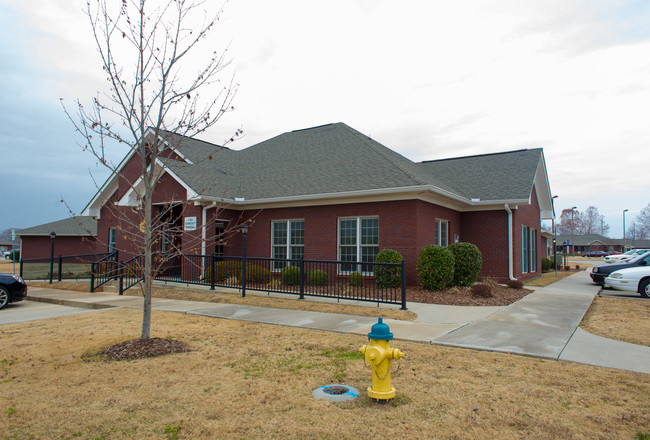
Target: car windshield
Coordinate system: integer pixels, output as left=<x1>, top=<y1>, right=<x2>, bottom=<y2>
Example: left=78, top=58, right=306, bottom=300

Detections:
left=627, top=251, right=650, bottom=263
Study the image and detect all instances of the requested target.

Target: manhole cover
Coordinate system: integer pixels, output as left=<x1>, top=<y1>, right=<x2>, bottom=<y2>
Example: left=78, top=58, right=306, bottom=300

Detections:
left=312, top=384, right=359, bottom=402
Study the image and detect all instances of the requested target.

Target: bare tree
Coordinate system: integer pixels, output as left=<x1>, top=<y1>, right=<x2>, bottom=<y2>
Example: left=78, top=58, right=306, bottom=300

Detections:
left=63, top=0, right=240, bottom=339
left=634, top=204, right=650, bottom=240
left=556, top=208, right=583, bottom=236
left=581, top=206, right=609, bottom=236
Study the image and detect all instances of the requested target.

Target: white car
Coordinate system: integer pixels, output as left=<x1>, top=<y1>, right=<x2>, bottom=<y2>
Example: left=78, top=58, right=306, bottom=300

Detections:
left=604, top=249, right=650, bottom=264
left=604, top=266, right=650, bottom=298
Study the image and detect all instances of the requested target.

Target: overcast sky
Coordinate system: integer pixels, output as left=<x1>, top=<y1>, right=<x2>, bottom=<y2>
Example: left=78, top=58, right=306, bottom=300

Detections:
left=1, top=0, right=649, bottom=238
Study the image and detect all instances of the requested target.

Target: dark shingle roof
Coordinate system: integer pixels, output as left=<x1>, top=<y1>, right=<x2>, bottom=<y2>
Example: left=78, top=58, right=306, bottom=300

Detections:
left=160, top=123, right=542, bottom=203
left=18, top=217, right=97, bottom=237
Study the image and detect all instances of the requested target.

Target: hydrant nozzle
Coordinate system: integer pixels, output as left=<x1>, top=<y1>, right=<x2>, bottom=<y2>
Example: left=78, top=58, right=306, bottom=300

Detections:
left=360, top=318, right=405, bottom=401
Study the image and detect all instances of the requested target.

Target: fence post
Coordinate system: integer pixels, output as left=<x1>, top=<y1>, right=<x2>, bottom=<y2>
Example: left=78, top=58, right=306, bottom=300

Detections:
left=299, top=257, right=305, bottom=300
left=118, top=266, right=124, bottom=295
left=57, top=255, right=62, bottom=282
left=400, top=259, right=407, bottom=310
left=210, top=254, right=215, bottom=290
left=90, top=261, right=95, bottom=293
left=19, top=259, right=23, bottom=279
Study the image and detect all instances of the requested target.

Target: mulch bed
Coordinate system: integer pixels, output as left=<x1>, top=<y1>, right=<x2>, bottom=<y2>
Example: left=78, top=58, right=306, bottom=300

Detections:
left=96, top=338, right=191, bottom=361
left=407, top=285, right=532, bottom=306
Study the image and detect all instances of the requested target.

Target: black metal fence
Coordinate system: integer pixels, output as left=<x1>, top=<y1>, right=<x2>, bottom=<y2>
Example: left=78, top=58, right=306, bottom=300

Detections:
left=20, top=253, right=111, bottom=283
left=90, top=253, right=407, bottom=309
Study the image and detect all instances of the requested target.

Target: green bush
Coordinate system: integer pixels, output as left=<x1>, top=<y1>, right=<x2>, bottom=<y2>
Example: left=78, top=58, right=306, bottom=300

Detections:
left=416, top=245, right=455, bottom=290
left=448, top=242, right=482, bottom=286
left=204, top=260, right=241, bottom=283
left=541, top=257, right=552, bottom=272
left=238, top=264, right=272, bottom=284
left=308, top=269, right=328, bottom=286
left=281, top=265, right=301, bottom=286
left=374, top=249, right=403, bottom=288
left=349, top=272, right=364, bottom=287
left=6, top=250, right=20, bottom=261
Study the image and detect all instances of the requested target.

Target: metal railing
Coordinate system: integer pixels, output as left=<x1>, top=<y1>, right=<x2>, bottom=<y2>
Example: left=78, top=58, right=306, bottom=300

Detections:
left=86, top=252, right=407, bottom=309
left=20, top=253, right=111, bottom=282
left=90, top=251, right=119, bottom=292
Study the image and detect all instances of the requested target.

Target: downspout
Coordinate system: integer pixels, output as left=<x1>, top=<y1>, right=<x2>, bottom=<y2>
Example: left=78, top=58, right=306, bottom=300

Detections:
left=201, top=202, right=217, bottom=257
left=504, top=204, right=516, bottom=280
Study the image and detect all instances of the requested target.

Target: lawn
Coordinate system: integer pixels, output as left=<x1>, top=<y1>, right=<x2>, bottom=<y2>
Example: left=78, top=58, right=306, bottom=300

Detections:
left=1, top=308, right=649, bottom=439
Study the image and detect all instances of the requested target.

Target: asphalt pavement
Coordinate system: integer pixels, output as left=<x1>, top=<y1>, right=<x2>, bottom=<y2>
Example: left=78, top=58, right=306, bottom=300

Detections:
left=20, top=270, right=650, bottom=374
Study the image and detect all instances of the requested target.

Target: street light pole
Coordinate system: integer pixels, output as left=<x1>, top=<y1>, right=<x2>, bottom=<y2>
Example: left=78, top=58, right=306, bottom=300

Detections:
left=552, top=195, right=558, bottom=276
left=571, top=206, right=577, bottom=255
left=49, top=232, right=56, bottom=284
left=623, top=209, right=629, bottom=251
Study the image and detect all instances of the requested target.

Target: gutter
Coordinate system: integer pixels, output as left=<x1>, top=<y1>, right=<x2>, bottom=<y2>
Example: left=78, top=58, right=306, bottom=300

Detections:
left=505, top=204, right=517, bottom=280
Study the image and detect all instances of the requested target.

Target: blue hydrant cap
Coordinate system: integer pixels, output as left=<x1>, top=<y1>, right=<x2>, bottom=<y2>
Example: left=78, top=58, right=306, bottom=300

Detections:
left=368, top=317, right=393, bottom=341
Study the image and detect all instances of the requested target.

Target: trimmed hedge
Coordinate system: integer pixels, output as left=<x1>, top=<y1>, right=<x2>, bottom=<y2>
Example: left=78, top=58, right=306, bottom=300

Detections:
left=448, top=242, right=482, bottom=286
left=204, top=261, right=242, bottom=283
left=239, top=264, right=272, bottom=284
left=349, top=272, right=364, bottom=287
left=374, top=249, right=403, bottom=288
left=281, top=265, right=301, bottom=286
left=308, top=269, right=328, bottom=286
left=416, top=245, right=455, bottom=290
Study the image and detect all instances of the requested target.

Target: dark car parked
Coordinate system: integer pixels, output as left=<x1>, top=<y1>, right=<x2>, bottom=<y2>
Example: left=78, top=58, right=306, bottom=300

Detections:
left=591, top=252, right=650, bottom=286
left=583, top=250, right=607, bottom=258
left=0, top=273, right=27, bottom=309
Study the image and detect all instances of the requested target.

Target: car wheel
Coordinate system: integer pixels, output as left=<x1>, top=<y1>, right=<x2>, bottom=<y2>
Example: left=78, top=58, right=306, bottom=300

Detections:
left=640, top=279, right=650, bottom=299
left=0, top=286, right=9, bottom=310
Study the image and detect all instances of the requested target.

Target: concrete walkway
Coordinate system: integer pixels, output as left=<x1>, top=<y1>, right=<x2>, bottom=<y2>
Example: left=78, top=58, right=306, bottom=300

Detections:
left=24, top=271, right=650, bottom=374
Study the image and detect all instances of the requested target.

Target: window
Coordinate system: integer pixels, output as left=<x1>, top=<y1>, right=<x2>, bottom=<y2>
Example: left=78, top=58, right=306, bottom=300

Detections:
left=522, top=226, right=529, bottom=273
left=435, top=219, right=449, bottom=247
left=271, top=220, right=304, bottom=270
left=338, top=217, right=379, bottom=273
left=215, top=222, right=226, bottom=257
left=108, top=228, right=116, bottom=253
left=161, top=226, right=171, bottom=255
left=530, top=228, right=537, bottom=272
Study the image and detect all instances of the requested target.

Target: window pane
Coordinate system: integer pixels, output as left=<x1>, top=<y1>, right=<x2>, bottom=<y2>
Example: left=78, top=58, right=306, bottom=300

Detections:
left=361, top=218, right=378, bottom=245
left=272, top=222, right=287, bottom=245
left=441, top=221, right=448, bottom=247
left=290, top=221, right=304, bottom=245
left=339, top=219, right=357, bottom=246
left=361, top=246, right=378, bottom=273
left=290, top=246, right=304, bottom=261
left=272, top=246, right=287, bottom=270
left=340, top=246, right=357, bottom=273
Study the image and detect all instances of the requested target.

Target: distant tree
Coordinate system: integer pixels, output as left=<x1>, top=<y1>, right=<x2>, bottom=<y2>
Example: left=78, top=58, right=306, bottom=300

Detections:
left=634, top=204, right=650, bottom=240
left=581, top=206, right=609, bottom=235
left=63, top=0, right=240, bottom=340
left=556, top=209, right=584, bottom=235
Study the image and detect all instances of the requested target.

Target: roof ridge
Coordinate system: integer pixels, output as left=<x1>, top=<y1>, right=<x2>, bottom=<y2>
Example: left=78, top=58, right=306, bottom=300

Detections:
left=419, top=148, right=540, bottom=164
left=341, top=124, right=431, bottom=186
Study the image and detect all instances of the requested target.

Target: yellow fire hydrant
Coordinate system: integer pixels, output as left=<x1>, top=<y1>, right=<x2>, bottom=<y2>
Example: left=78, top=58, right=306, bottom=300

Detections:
left=360, top=318, right=405, bottom=401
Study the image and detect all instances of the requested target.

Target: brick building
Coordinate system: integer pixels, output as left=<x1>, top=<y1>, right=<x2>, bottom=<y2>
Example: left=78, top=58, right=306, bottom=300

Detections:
left=80, top=122, right=553, bottom=284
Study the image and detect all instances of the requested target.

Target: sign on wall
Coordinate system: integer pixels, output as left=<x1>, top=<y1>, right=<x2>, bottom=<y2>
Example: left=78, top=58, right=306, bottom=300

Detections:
left=184, top=217, right=197, bottom=231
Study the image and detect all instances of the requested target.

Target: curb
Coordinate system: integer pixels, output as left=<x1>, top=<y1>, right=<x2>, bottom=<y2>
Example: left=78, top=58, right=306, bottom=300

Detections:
left=25, top=295, right=116, bottom=310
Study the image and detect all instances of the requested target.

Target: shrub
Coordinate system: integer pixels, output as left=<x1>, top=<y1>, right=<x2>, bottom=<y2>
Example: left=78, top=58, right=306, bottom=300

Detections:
left=564, top=266, right=571, bottom=271
left=506, top=279, right=524, bottom=289
left=349, top=272, right=364, bottom=287
left=308, top=269, right=328, bottom=286
left=483, top=278, right=500, bottom=289
left=204, top=260, right=242, bottom=283
left=239, top=264, right=272, bottom=284
left=471, top=283, right=492, bottom=298
left=575, top=264, right=580, bottom=271
left=281, top=265, right=301, bottom=286
left=374, top=249, right=403, bottom=288
left=541, top=257, right=552, bottom=272
left=448, top=242, right=482, bottom=286
left=416, top=245, right=455, bottom=290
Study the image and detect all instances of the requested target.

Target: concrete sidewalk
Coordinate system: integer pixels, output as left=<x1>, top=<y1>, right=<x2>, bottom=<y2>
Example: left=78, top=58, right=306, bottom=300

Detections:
left=24, top=271, right=650, bottom=374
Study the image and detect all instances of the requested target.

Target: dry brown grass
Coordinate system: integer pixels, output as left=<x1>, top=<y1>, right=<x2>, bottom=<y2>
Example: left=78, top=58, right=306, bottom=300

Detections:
left=1, top=308, right=648, bottom=439
left=525, top=264, right=592, bottom=287
left=27, top=281, right=417, bottom=322
left=580, top=296, right=650, bottom=347
left=0, top=260, right=17, bottom=274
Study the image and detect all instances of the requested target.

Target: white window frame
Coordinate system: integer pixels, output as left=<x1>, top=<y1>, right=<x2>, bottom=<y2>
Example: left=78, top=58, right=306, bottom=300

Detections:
left=337, top=216, right=379, bottom=274
left=108, top=228, right=116, bottom=253
left=530, top=228, right=536, bottom=272
left=522, top=226, right=529, bottom=273
left=271, top=219, right=304, bottom=271
left=435, top=219, right=449, bottom=247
